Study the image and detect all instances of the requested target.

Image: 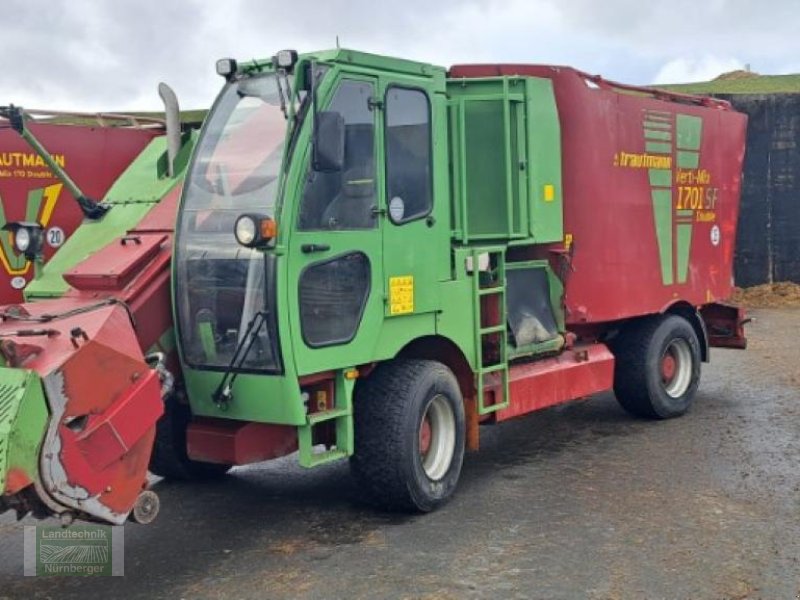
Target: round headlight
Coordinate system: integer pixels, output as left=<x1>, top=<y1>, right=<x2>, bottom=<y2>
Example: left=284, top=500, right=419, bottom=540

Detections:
left=234, top=215, right=257, bottom=246
left=14, top=227, right=30, bottom=252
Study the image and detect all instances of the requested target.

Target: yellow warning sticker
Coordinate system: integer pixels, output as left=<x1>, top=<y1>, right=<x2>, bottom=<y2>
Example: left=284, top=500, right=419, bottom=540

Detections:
left=543, top=183, right=555, bottom=202
left=389, top=275, right=414, bottom=315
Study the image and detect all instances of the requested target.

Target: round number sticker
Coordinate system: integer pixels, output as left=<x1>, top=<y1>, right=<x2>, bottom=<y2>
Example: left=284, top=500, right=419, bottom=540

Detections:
left=710, top=225, right=720, bottom=247
left=46, top=226, right=65, bottom=248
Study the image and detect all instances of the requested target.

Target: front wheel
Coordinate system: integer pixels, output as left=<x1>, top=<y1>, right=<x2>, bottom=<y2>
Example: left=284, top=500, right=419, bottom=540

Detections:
left=612, top=314, right=702, bottom=419
left=149, top=395, right=232, bottom=480
left=350, top=359, right=465, bottom=512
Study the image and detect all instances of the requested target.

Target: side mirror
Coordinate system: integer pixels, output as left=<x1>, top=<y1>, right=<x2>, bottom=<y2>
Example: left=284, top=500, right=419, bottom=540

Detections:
left=313, top=111, right=345, bottom=173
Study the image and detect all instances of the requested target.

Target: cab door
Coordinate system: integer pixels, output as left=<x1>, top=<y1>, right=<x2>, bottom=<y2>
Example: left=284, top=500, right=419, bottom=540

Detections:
left=288, top=74, right=385, bottom=374
left=378, top=79, right=447, bottom=320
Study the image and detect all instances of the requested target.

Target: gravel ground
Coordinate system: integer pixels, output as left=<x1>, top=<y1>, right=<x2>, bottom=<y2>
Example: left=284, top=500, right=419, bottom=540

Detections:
left=1, top=308, right=798, bottom=599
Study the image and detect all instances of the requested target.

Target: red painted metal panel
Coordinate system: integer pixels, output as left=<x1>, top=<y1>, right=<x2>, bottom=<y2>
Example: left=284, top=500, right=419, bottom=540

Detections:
left=700, top=302, right=748, bottom=349
left=3, top=467, right=33, bottom=495
left=495, top=343, right=615, bottom=422
left=75, top=370, right=163, bottom=471
left=0, top=300, right=137, bottom=374
left=63, top=233, right=166, bottom=291
left=58, top=185, right=181, bottom=356
left=0, top=123, right=159, bottom=303
left=131, top=184, right=182, bottom=232
left=187, top=419, right=298, bottom=465
left=0, top=301, right=164, bottom=520
left=449, top=64, right=746, bottom=325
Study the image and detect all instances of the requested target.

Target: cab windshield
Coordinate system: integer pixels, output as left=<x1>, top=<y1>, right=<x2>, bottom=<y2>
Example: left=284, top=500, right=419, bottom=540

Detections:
left=175, top=73, right=287, bottom=372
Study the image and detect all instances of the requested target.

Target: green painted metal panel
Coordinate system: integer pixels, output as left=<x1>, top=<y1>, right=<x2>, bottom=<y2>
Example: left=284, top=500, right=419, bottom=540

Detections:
left=677, top=150, right=700, bottom=169
left=306, top=49, right=445, bottom=84
left=646, top=142, right=672, bottom=155
left=648, top=168, right=672, bottom=187
left=447, top=78, right=528, bottom=241
left=676, top=114, right=702, bottom=150
left=24, top=188, right=43, bottom=222
left=673, top=112, right=702, bottom=284
left=0, top=368, right=48, bottom=494
left=446, top=76, right=562, bottom=244
left=525, top=78, right=563, bottom=243
left=435, top=274, right=478, bottom=371
left=676, top=223, right=693, bottom=283
left=103, top=138, right=172, bottom=201
left=183, top=363, right=308, bottom=425
left=644, top=129, right=672, bottom=141
left=651, top=189, right=674, bottom=285
left=464, top=98, right=510, bottom=236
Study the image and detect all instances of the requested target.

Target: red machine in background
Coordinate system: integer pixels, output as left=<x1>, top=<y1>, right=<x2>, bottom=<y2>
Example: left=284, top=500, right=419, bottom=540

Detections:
left=0, top=112, right=163, bottom=303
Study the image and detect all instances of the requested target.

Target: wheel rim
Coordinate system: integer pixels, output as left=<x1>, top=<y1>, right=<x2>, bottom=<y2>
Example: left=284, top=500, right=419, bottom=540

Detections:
left=660, top=338, right=693, bottom=398
left=419, top=394, right=456, bottom=481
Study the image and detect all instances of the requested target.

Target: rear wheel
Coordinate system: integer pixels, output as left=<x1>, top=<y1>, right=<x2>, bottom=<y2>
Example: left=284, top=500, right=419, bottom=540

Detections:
left=612, top=314, right=701, bottom=419
left=149, top=395, right=232, bottom=480
left=351, top=359, right=465, bottom=512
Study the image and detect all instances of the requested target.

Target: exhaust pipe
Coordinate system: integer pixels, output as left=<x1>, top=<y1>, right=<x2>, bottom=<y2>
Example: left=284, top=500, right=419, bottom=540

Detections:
left=158, top=83, right=181, bottom=178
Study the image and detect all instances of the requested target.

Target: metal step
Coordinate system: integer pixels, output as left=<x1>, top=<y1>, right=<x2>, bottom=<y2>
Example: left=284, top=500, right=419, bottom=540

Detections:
left=298, top=373, right=355, bottom=468
left=307, top=406, right=349, bottom=426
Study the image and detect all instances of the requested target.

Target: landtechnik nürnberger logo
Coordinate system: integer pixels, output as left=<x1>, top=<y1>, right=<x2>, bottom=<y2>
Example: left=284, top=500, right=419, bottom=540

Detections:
left=24, top=524, right=124, bottom=576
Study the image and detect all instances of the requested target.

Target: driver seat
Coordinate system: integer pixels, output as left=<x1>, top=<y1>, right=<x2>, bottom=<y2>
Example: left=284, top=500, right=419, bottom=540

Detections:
left=321, top=167, right=375, bottom=229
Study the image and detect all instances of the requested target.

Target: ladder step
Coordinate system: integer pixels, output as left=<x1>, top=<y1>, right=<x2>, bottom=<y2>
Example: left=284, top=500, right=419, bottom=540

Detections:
left=471, top=247, right=509, bottom=417
left=303, top=448, right=348, bottom=468
left=307, top=407, right=350, bottom=426
left=478, top=287, right=504, bottom=297
left=478, top=397, right=510, bottom=416
left=479, top=324, right=506, bottom=335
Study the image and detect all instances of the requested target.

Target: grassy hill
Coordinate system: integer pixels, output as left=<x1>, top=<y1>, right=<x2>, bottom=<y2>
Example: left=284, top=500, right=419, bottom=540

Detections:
left=656, top=70, right=800, bottom=95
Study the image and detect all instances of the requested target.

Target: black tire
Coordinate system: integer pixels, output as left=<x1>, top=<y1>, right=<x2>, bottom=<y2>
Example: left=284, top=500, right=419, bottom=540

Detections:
left=149, top=395, right=232, bottom=480
left=612, top=314, right=701, bottom=419
left=350, top=359, right=466, bottom=512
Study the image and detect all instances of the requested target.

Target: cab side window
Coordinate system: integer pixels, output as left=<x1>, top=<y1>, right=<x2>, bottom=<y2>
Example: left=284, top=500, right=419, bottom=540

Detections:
left=385, top=87, right=432, bottom=224
left=298, top=80, right=376, bottom=230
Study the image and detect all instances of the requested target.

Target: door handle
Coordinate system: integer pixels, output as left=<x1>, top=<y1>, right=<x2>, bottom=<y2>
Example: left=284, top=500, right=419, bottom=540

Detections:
left=301, top=243, right=331, bottom=254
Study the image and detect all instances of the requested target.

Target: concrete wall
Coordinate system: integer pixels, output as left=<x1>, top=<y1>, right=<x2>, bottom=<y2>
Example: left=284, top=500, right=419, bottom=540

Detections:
left=717, top=94, right=800, bottom=286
